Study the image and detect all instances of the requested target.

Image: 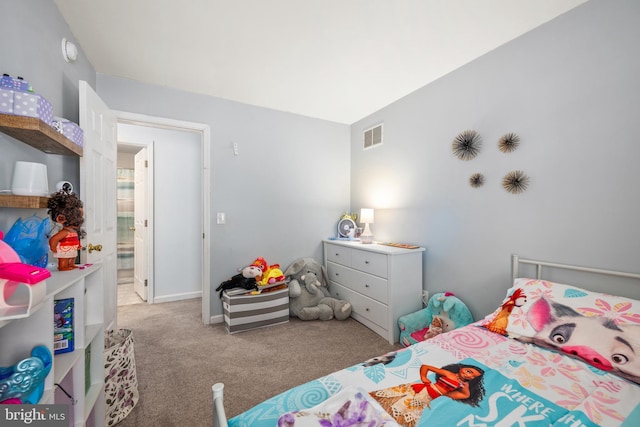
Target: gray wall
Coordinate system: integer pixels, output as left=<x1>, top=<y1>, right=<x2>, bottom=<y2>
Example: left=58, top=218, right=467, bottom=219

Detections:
left=0, top=0, right=95, bottom=233
left=351, top=0, right=640, bottom=319
left=96, top=75, right=350, bottom=316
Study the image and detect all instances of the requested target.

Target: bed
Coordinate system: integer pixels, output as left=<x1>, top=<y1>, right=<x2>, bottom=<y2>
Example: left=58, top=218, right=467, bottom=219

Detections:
left=212, top=254, right=640, bottom=426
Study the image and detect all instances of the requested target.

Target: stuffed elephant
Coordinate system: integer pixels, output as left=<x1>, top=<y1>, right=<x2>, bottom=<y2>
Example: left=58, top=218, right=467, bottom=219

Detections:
left=284, top=257, right=352, bottom=321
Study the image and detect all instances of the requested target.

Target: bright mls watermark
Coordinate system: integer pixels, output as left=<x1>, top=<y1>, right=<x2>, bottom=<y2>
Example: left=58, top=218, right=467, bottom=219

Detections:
left=1, top=405, right=68, bottom=426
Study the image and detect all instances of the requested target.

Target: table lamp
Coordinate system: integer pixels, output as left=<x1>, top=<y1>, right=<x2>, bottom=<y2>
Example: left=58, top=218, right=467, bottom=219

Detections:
left=359, top=208, right=374, bottom=244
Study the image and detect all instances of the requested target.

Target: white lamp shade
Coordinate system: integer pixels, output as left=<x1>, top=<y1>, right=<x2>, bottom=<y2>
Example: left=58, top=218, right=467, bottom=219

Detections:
left=360, top=208, right=374, bottom=224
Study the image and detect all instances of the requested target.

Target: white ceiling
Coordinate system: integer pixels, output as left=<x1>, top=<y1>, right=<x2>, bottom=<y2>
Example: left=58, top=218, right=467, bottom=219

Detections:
left=54, top=0, right=586, bottom=124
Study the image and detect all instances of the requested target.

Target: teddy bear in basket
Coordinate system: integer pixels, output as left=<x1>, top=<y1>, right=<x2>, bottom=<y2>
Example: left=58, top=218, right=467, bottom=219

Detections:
left=284, top=257, right=352, bottom=321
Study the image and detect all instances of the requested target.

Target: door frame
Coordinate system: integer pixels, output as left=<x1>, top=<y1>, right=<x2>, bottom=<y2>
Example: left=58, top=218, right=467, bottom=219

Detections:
left=113, top=110, right=212, bottom=324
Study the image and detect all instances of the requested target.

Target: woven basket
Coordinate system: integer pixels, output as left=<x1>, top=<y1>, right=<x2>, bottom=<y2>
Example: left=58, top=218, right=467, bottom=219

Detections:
left=104, top=329, right=139, bottom=426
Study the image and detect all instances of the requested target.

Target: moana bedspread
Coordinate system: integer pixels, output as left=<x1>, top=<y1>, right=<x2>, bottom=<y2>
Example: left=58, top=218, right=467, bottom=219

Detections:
left=228, top=324, right=640, bottom=427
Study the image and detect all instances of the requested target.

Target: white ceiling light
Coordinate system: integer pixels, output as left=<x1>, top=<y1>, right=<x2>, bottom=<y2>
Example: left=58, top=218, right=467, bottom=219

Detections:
left=61, top=38, right=78, bottom=62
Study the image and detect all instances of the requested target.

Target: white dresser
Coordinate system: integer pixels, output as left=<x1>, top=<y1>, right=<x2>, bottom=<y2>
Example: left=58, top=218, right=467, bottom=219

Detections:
left=323, top=240, right=425, bottom=344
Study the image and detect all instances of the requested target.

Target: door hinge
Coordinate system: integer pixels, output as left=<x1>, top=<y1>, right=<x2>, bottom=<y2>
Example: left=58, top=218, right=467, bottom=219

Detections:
left=145, top=160, right=148, bottom=167
left=144, top=279, right=148, bottom=287
left=144, top=219, right=148, bottom=227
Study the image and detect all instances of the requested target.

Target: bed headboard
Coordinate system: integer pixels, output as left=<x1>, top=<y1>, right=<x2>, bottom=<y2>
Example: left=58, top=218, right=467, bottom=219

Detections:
left=511, top=254, right=640, bottom=281
left=511, top=254, right=640, bottom=300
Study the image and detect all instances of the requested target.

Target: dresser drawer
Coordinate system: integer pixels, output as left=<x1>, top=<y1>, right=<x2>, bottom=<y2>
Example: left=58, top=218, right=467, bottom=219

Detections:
left=329, top=283, right=387, bottom=329
left=327, top=262, right=388, bottom=303
left=325, top=243, right=352, bottom=267
left=351, top=249, right=387, bottom=278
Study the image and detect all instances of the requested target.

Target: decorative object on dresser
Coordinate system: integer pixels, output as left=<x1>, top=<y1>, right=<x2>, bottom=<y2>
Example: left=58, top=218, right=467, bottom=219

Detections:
left=451, top=129, right=482, bottom=161
left=358, top=208, right=374, bottom=244
left=337, top=212, right=358, bottom=239
left=323, top=240, right=425, bottom=344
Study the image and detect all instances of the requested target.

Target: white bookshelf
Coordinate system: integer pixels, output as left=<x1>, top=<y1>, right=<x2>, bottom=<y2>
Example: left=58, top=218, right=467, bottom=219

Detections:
left=0, top=264, right=104, bottom=426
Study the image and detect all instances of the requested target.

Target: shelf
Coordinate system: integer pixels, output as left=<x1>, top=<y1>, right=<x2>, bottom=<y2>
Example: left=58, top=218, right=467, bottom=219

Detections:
left=0, top=193, right=49, bottom=208
left=0, top=113, right=82, bottom=156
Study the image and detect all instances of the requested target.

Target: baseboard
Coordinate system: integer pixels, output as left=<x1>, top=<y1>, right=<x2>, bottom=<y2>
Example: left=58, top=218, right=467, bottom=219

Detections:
left=210, top=314, right=224, bottom=324
left=153, top=291, right=202, bottom=304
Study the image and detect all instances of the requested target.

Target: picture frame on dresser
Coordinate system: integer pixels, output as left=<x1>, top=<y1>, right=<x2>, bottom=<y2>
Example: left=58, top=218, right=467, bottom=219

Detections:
left=323, top=240, right=425, bottom=344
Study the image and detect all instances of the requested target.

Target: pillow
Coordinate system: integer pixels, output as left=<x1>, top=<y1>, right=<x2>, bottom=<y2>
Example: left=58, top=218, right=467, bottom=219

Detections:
left=480, top=278, right=640, bottom=385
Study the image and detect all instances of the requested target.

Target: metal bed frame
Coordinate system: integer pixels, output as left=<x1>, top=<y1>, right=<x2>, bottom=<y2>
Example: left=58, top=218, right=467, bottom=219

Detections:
left=213, top=254, right=640, bottom=427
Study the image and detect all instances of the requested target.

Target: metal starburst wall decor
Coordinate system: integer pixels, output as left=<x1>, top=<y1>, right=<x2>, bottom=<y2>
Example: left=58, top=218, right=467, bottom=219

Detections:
left=502, top=170, right=530, bottom=194
left=469, top=173, right=485, bottom=188
left=452, top=130, right=482, bottom=161
left=498, top=132, right=520, bottom=153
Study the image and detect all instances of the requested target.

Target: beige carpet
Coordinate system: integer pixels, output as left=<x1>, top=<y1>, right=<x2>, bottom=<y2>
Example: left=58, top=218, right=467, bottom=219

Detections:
left=115, top=298, right=401, bottom=427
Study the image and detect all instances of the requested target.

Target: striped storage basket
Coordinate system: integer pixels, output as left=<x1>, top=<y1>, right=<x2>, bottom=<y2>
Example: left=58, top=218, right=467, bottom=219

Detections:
left=223, top=287, right=289, bottom=333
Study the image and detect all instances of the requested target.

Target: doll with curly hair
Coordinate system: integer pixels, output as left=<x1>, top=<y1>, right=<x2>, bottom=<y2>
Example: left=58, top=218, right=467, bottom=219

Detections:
left=47, top=190, right=85, bottom=271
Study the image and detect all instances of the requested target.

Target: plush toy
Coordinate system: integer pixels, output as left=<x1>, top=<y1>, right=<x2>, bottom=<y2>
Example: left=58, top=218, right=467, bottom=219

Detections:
left=423, top=315, right=444, bottom=340
left=398, top=292, right=474, bottom=347
left=259, top=263, right=286, bottom=286
left=248, top=257, right=286, bottom=286
left=215, top=264, right=262, bottom=298
left=284, top=257, right=352, bottom=321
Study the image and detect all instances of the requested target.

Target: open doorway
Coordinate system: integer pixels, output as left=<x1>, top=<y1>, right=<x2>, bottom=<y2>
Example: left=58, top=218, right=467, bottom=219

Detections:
left=112, top=111, right=213, bottom=324
left=117, top=143, right=146, bottom=306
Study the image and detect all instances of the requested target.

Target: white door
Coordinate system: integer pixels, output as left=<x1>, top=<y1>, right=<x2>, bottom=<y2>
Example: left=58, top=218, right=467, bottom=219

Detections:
left=133, top=147, right=148, bottom=301
left=79, top=81, right=118, bottom=331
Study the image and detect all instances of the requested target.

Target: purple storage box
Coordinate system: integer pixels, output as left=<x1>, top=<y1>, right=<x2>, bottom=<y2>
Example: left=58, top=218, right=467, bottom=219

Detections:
left=0, top=87, right=14, bottom=114
left=13, top=91, right=53, bottom=125
left=52, top=119, right=84, bottom=147
left=0, top=74, right=29, bottom=92
left=61, top=121, right=83, bottom=147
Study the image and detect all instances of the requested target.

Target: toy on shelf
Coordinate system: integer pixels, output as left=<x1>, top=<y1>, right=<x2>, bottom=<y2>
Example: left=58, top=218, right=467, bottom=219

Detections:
left=3, top=214, right=51, bottom=268
left=47, top=190, right=85, bottom=271
left=0, top=231, right=48, bottom=322
left=0, top=345, right=52, bottom=404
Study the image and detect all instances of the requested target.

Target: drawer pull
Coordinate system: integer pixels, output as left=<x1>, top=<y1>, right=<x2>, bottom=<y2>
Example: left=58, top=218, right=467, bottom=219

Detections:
left=365, top=261, right=370, bottom=264
left=365, top=284, right=370, bottom=288
left=335, top=273, right=339, bottom=276
left=366, top=308, right=370, bottom=311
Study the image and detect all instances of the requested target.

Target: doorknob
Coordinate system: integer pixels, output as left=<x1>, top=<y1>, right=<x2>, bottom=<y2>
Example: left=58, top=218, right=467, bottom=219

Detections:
left=87, top=243, right=103, bottom=253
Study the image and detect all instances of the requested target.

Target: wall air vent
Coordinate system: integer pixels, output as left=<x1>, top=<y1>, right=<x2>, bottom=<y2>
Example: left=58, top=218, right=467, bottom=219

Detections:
left=363, top=123, right=383, bottom=150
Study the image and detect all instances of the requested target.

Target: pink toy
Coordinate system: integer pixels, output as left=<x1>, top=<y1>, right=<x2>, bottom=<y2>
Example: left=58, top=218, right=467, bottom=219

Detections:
left=0, top=263, right=50, bottom=284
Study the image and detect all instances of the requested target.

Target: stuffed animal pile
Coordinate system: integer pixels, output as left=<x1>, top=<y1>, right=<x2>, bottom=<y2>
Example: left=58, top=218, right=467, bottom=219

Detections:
left=215, top=257, right=288, bottom=298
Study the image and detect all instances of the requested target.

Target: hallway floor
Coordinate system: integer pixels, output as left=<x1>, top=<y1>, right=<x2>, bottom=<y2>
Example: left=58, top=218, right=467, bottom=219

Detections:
left=118, top=269, right=144, bottom=306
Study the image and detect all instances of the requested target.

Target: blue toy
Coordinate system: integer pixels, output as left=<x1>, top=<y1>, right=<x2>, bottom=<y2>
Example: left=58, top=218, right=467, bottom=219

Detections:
left=3, top=214, right=51, bottom=268
left=398, top=292, right=474, bottom=347
left=0, top=345, right=52, bottom=404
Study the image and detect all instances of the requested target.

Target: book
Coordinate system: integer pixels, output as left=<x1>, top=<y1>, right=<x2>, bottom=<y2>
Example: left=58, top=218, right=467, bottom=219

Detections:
left=378, top=242, right=421, bottom=249
left=54, top=298, right=74, bottom=355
